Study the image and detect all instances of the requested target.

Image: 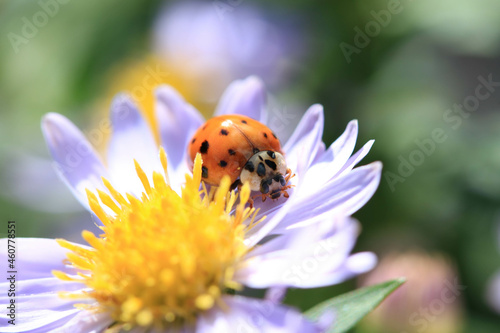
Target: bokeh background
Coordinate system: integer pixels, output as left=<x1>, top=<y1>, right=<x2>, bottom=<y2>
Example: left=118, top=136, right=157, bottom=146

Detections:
left=1, top=0, right=500, bottom=332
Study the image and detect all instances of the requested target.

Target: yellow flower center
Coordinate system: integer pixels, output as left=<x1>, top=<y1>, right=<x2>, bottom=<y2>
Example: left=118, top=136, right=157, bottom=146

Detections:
left=54, top=149, right=259, bottom=329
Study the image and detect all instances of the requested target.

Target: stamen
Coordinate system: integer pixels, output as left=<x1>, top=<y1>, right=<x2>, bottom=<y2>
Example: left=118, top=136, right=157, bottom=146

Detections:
left=134, top=160, right=151, bottom=196
left=54, top=152, right=262, bottom=329
left=159, top=147, right=170, bottom=185
left=96, top=189, right=121, bottom=215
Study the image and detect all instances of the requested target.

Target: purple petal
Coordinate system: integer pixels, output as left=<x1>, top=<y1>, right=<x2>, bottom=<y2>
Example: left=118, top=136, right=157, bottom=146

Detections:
left=198, top=296, right=322, bottom=332
left=11, top=276, right=86, bottom=296
left=283, top=104, right=324, bottom=171
left=0, top=238, right=81, bottom=279
left=213, top=76, right=267, bottom=123
left=298, top=252, right=377, bottom=287
left=244, top=188, right=296, bottom=248
left=41, top=113, right=109, bottom=211
left=155, top=85, right=204, bottom=170
left=274, top=162, right=382, bottom=232
left=57, top=311, right=113, bottom=333
left=0, top=281, right=84, bottom=330
left=237, top=219, right=368, bottom=288
left=107, top=95, right=160, bottom=195
left=249, top=215, right=354, bottom=258
left=0, top=307, right=80, bottom=332
left=304, top=120, right=359, bottom=184
left=335, top=140, right=375, bottom=178
left=0, top=238, right=95, bottom=331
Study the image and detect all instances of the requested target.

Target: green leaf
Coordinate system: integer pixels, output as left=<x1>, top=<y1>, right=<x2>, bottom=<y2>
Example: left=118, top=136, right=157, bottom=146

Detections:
left=304, top=278, right=405, bottom=333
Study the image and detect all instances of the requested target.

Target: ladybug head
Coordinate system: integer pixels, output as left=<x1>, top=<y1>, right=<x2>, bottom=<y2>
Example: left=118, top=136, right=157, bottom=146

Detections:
left=240, top=150, right=287, bottom=196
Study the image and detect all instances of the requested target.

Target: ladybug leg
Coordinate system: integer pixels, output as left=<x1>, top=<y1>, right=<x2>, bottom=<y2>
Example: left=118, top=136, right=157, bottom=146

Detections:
left=249, top=193, right=267, bottom=208
left=230, top=179, right=242, bottom=191
left=248, top=196, right=255, bottom=209
left=276, top=180, right=295, bottom=200
left=284, top=168, right=296, bottom=184
left=278, top=168, right=296, bottom=199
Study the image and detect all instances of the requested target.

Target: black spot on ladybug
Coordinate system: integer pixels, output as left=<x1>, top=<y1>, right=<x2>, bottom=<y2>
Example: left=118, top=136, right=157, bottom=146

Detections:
left=265, top=159, right=277, bottom=171
left=200, top=140, right=209, bottom=154
left=228, top=149, right=236, bottom=156
left=253, top=148, right=260, bottom=154
left=219, top=160, right=227, bottom=167
left=257, top=162, right=266, bottom=177
left=191, top=138, right=196, bottom=144
left=241, top=120, right=248, bottom=124
left=260, top=181, right=269, bottom=194
left=263, top=132, right=268, bottom=138
left=244, top=161, right=255, bottom=172
left=258, top=155, right=264, bottom=161
left=202, top=125, right=207, bottom=130
left=272, top=132, right=277, bottom=139
left=266, top=151, right=276, bottom=159
left=201, top=166, right=208, bottom=178
left=270, top=191, right=281, bottom=200
left=220, top=129, right=229, bottom=136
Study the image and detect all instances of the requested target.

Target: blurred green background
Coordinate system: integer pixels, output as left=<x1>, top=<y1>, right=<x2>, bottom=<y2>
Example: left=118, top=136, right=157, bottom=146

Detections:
left=1, top=0, right=500, bottom=332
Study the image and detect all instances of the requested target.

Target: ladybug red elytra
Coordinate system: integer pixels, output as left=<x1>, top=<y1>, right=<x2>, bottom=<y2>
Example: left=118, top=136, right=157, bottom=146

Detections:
left=188, top=114, right=293, bottom=201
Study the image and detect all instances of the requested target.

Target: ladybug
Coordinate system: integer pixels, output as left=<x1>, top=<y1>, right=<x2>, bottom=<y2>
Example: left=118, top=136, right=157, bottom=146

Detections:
left=188, top=115, right=293, bottom=201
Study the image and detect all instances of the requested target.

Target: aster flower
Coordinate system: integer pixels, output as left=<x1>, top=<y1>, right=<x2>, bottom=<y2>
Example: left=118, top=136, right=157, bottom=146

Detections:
left=41, top=76, right=381, bottom=245
left=0, top=76, right=382, bottom=331
left=0, top=153, right=365, bottom=332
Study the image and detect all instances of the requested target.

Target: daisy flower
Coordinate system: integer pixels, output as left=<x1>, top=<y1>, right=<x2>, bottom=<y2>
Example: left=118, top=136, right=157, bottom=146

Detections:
left=0, top=76, right=381, bottom=331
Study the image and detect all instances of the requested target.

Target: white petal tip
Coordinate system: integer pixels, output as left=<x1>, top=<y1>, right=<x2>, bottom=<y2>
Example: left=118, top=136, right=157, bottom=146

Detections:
left=345, top=119, right=359, bottom=133
left=111, top=93, right=134, bottom=107
left=371, top=161, right=383, bottom=171
left=154, top=84, right=179, bottom=98
left=41, top=113, right=74, bottom=145
left=309, top=103, right=324, bottom=114
left=110, top=95, right=142, bottom=125
left=348, top=252, right=378, bottom=273
left=240, top=75, right=265, bottom=86
left=41, top=112, right=66, bottom=130
left=111, top=93, right=134, bottom=109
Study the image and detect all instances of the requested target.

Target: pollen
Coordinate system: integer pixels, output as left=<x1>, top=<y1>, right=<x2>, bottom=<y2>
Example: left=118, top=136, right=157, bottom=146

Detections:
left=54, top=148, right=259, bottom=328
